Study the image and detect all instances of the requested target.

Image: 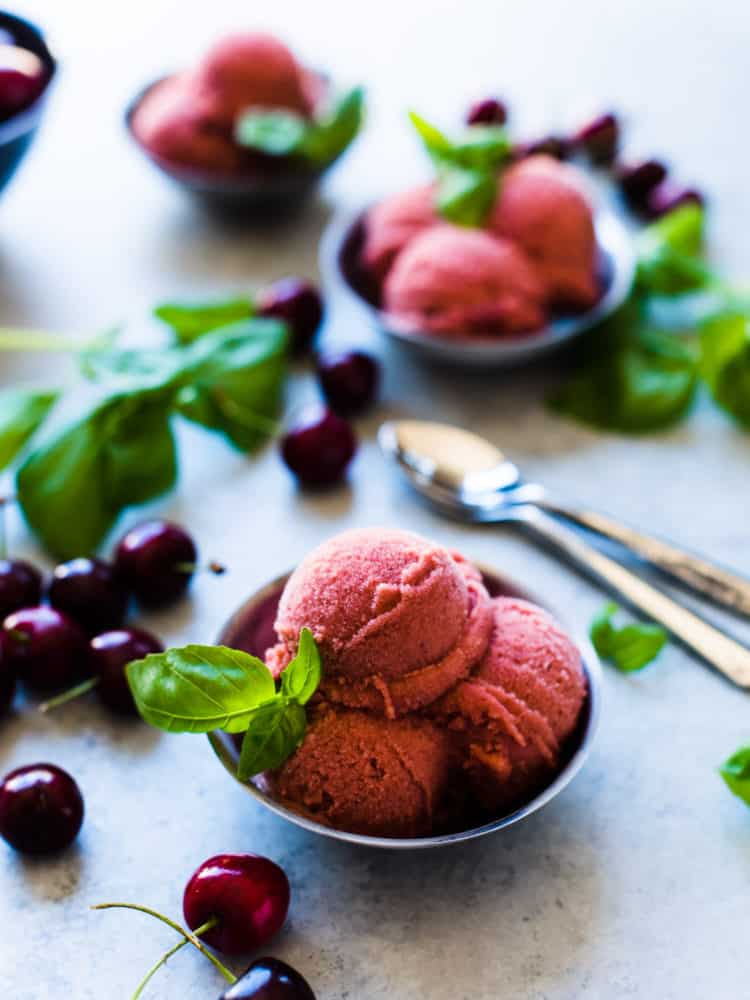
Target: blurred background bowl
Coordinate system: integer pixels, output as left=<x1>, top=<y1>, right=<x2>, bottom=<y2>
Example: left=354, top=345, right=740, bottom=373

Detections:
left=0, top=11, right=56, bottom=199
left=321, top=203, right=636, bottom=369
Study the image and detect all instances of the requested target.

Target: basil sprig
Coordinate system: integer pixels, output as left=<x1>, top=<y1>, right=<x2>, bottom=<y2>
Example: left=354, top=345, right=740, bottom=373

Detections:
left=719, top=745, right=750, bottom=807
left=0, top=387, right=59, bottom=471
left=409, top=110, right=511, bottom=226
left=127, top=628, right=322, bottom=779
left=235, top=87, right=364, bottom=167
left=154, top=297, right=254, bottom=344
left=590, top=602, right=667, bottom=672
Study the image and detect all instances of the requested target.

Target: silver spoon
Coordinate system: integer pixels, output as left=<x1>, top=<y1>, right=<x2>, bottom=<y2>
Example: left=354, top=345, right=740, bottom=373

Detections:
left=379, top=419, right=750, bottom=688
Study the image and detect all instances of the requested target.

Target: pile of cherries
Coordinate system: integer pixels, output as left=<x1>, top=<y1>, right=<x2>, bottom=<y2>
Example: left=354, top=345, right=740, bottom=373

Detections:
left=260, top=277, right=380, bottom=489
left=465, top=97, right=703, bottom=220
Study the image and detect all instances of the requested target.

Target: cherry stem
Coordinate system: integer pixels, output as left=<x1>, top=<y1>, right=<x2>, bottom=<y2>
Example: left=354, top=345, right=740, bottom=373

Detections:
left=92, top=902, right=237, bottom=985
left=131, top=916, right=221, bottom=1000
left=39, top=677, right=99, bottom=713
left=173, top=561, right=227, bottom=576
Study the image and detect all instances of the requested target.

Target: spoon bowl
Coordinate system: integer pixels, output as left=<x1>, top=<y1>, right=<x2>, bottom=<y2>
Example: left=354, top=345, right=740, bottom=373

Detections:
left=208, top=567, right=601, bottom=850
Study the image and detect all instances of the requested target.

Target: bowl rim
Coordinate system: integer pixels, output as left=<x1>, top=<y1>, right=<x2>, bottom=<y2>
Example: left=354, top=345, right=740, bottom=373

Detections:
left=207, top=562, right=602, bottom=850
left=319, top=200, right=636, bottom=367
left=0, top=11, right=57, bottom=144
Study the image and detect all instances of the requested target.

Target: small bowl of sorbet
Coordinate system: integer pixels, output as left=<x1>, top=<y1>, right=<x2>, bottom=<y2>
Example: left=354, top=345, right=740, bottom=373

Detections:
left=321, top=155, right=635, bottom=368
left=0, top=11, right=56, bottom=199
left=126, top=31, right=363, bottom=214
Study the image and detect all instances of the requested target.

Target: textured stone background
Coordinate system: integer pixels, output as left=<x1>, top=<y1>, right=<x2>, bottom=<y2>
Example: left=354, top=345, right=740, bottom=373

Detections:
left=1, top=1, right=749, bottom=997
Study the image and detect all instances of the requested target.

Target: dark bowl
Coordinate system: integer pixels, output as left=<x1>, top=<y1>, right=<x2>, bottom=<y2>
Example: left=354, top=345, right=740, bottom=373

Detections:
left=125, top=74, right=333, bottom=216
left=0, top=12, right=56, bottom=198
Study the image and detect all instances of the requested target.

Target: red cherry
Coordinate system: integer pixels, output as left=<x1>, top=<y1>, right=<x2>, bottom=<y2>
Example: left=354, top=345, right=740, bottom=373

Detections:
left=316, top=349, right=380, bottom=417
left=258, top=279, right=323, bottom=357
left=0, top=45, right=47, bottom=121
left=616, top=159, right=668, bottom=210
left=0, top=559, right=43, bottom=620
left=465, top=97, right=507, bottom=127
left=48, top=557, right=128, bottom=633
left=183, top=853, right=290, bottom=954
left=280, top=407, right=356, bottom=487
left=3, top=606, right=87, bottom=691
left=646, top=181, right=704, bottom=219
left=0, top=633, right=15, bottom=716
left=221, top=957, right=316, bottom=999
left=573, top=112, right=620, bottom=165
left=89, top=628, right=163, bottom=714
left=512, top=135, right=571, bottom=161
left=115, top=520, right=197, bottom=609
left=0, top=763, right=84, bottom=854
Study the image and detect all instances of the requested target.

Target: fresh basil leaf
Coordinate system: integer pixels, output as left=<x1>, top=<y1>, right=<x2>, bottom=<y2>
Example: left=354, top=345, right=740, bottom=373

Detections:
left=719, top=745, right=750, bottom=807
left=590, top=602, right=667, bottom=672
left=448, top=126, right=511, bottom=171
left=408, top=110, right=454, bottom=160
left=235, top=110, right=308, bottom=158
left=700, top=311, right=750, bottom=427
left=302, top=87, right=364, bottom=165
left=645, top=203, right=706, bottom=256
left=127, top=644, right=276, bottom=734
left=436, top=165, right=497, bottom=227
left=636, top=204, right=715, bottom=296
left=280, top=628, right=321, bottom=705
left=238, top=698, right=307, bottom=779
left=154, top=297, right=254, bottom=344
left=0, top=388, right=58, bottom=470
left=550, top=303, right=698, bottom=432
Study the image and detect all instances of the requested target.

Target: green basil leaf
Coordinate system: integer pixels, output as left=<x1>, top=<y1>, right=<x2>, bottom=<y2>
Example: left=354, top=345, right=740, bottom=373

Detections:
left=235, top=110, right=309, bottom=157
left=302, top=86, right=364, bottom=165
left=408, top=110, right=454, bottom=160
left=448, top=125, right=511, bottom=171
left=436, top=165, right=497, bottom=227
left=154, top=297, right=254, bottom=344
left=645, top=203, right=706, bottom=256
left=636, top=204, right=715, bottom=296
left=0, top=388, right=58, bottom=470
left=280, top=628, right=321, bottom=705
left=238, top=699, right=307, bottom=779
left=719, top=745, right=750, bottom=807
left=127, top=644, right=276, bottom=733
left=590, top=602, right=667, bottom=672
left=700, top=311, right=750, bottom=427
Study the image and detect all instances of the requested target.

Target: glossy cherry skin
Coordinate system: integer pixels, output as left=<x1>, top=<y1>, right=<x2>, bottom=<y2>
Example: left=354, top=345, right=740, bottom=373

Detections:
left=317, top=350, right=380, bottom=417
left=616, top=159, right=667, bottom=210
left=220, top=958, right=316, bottom=999
left=258, top=278, right=324, bottom=357
left=89, top=628, right=163, bottom=714
left=513, top=135, right=571, bottom=161
left=573, top=112, right=619, bottom=165
left=0, top=46, right=47, bottom=121
left=0, top=763, right=84, bottom=854
left=183, top=853, right=290, bottom=955
left=0, top=633, right=15, bottom=716
left=280, top=407, right=357, bottom=487
left=48, top=557, right=128, bottom=633
left=646, top=181, right=704, bottom=219
left=465, top=97, right=507, bottom=127
left=3, top=607, right=87, bottom=691
left=114, top=520, right=197, bottom=609
left=0, top=559, right=43, bottom=620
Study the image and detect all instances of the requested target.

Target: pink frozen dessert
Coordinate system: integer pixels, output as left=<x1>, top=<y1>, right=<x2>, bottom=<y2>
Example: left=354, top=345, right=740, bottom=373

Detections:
left=264, top=528, right=588, bottom=837
left=488, top=154, right=600, bottom=310
left=360, top=185, right=436, bottom=280
left=382, top=225, right=547, bottom=337
left=131, top=32, right=320, bottom=173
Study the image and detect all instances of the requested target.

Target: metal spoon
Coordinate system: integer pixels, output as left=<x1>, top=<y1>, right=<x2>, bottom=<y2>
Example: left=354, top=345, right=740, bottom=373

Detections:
left=380, top=419, right=750, bottom=688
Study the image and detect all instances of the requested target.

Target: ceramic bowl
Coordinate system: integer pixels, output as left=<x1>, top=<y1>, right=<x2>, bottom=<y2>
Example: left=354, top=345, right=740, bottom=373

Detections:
left=0, top=12, right=56, bottom=199
left=319, top=203, right=635, bottom=368
left=208, top=564, right=602, bottom=850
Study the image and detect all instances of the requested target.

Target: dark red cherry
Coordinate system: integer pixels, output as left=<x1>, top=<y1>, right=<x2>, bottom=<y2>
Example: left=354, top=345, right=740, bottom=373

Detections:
left=573, top=112, right=619, bottom=165
left=0, top=559, right=43, bottom=619
left=183, top=853, right=290, bottom=955
left=0, top=45, right=47, bottom=121
left=616, top=159, right=668, bottom=210
left=317, top=349, right=380, bottom=417
left=0, top=763, right=83, bottom=854
left=465, top=97, right=507, bottom=127
left=0, top=633, right=15, bottom=715
left=513, top=135, right=571, bottom=161
left=280, top=407, right=356, bottom=487
left=48, top=557, right=128, bottom=633
left=220, top=958, right=316, bottom=999
left=114, top=520, right=197, bottom=609
left=258, top=278, right=323, bottom=357
left=89, top=628, right=163, bottom=714
left=646, top=181, right=704, bottom=219
left=3, top=606, right=87, bottom=691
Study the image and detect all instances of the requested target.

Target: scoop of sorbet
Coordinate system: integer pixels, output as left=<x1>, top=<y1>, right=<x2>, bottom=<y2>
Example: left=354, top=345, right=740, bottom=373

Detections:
left=487, top=155, right=599, bottom=311
left=383, top=225, right=547, bottom=337
left=361, top=185, right=436, bottom=280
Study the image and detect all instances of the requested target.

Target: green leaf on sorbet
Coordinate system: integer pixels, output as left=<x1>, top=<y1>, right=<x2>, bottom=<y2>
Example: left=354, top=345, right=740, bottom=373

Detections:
left=719, top=745, right=750, bottom=807
left=636, top=204, right=716, bottom=295
left=238, top=699, right=307, bottom=780
left=280, top=628, right=321, bottom=705
left=590, top=602, right=667, bottom=672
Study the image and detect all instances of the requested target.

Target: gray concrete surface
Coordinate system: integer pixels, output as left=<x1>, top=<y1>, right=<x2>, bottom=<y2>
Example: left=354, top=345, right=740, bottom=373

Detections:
left=1, top=1, right=749, bottom=997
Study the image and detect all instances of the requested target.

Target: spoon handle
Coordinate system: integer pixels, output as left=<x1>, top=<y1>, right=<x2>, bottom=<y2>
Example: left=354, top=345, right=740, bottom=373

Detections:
left=518, top=508, right=750, bottom=688
left=539, top=499, right=750, bottom=617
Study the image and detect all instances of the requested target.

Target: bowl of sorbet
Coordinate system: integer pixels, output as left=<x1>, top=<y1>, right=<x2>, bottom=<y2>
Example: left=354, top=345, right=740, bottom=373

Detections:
left=322, top=155, right=635, bottom=367
left=127, top=31, right=363, bottom=213
left=209, top=527, right=601, bottom=849
left=0, top=11, right=56, bottom=198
